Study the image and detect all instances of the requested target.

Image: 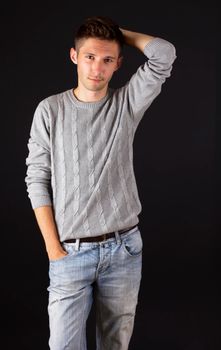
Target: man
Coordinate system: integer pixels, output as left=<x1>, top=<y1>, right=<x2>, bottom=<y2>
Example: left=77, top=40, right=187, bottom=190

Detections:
left=25, top=16, right=176, bottom=350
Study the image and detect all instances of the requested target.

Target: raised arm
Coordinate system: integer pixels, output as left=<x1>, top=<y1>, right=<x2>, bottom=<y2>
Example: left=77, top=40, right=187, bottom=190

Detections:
left=118, top=28, right=177, bottom=126
left=120, top=28, right=155, bottom=52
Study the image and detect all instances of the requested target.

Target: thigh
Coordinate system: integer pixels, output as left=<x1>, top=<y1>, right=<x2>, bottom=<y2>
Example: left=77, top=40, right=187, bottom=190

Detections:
left=96, top=227, right=143, bottom=299
left=48, top=243, right=98, bottom=350
left=95, top=227, right=143, bottom=350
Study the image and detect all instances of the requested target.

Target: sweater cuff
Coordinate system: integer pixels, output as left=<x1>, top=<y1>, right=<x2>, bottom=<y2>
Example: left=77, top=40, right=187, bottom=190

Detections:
left=29, top=195, right=52, bottom=209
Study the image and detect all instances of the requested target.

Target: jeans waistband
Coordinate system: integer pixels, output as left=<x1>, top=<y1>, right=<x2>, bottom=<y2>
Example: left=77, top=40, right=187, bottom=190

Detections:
left=63, top=225, right=138, bottom=244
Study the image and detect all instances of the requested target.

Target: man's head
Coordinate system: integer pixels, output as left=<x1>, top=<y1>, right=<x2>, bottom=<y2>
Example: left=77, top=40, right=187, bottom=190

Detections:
left=74, top=16, right=124, bottom=55
left=70, top=16, right=124, bottom=100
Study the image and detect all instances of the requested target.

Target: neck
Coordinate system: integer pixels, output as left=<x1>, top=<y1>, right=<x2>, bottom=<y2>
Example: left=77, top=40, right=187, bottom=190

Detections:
left=73, top=86, right=108, bottom=102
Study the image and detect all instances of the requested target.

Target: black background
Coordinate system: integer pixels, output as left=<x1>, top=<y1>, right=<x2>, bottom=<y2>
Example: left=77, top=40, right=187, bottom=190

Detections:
left=1, top=0, right=218, bottom=349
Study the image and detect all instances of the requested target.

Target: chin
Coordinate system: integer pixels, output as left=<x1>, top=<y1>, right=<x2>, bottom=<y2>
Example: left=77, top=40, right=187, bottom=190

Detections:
left=89, top=85, right=106, bottom=92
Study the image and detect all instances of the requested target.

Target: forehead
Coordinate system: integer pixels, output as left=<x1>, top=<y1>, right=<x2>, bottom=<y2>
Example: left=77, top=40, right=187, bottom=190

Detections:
left=77, top=38, right=120, bottom=57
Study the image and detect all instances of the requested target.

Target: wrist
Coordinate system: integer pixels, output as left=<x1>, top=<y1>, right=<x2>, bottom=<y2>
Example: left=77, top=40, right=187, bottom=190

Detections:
left=46, top=244, right=67, bottom=261
left=45, top=239, right=62, bottom=254
left=120, top=28, right=155, bottom=51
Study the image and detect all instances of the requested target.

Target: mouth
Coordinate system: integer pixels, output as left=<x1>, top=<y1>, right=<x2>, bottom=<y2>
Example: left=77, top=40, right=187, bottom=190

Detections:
left=88, top=77, right=104, bottom=82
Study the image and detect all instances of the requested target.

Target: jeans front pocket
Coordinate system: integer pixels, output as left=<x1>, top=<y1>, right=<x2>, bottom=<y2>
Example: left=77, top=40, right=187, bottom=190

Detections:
left=49, top=243, right=74, bottom=264
left=122, top=229, right=143, bottom=257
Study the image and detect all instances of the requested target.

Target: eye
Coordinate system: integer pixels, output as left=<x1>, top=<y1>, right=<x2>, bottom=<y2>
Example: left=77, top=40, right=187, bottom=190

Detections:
left=104, top=58, right=113, bottom=64
left=86, top=55, right=94, bottom=60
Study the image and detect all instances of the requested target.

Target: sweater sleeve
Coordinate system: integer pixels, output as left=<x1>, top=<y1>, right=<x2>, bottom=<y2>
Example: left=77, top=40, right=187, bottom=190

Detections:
left=25, top=100, right=52, bottom=209
left=125, top=37, right=177, bottom=126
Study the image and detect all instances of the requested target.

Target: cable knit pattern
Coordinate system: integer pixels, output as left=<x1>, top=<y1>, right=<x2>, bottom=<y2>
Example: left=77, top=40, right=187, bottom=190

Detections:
left=71, top=106, right=80, bottom=217
left=25, top=37, right=176, bottom=240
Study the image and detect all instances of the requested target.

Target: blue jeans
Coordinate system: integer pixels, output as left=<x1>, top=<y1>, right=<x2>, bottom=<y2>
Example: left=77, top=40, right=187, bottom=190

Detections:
left=47, top=225, right=142, bottom=350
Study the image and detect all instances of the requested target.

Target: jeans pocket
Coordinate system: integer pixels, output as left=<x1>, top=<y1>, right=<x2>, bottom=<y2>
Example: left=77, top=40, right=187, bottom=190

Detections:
left=49, top=244, right=73, bottom=263
left=122, top=230, right=143, bottom=257
left=49, top=254, right=69, bottom=263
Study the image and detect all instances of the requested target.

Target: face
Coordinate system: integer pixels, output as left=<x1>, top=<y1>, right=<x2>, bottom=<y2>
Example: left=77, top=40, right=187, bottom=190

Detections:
left=70, top=38, right=122, bottom=95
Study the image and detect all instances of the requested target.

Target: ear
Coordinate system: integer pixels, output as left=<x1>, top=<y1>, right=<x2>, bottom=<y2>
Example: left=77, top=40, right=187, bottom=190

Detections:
left=70, top=47, right=78, bottom=64
left=115, top=56, right=123, bottom=71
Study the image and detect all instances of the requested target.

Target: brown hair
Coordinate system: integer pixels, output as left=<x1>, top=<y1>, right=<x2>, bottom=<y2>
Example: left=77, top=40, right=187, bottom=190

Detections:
left=74, top=16, right=124, bottom=54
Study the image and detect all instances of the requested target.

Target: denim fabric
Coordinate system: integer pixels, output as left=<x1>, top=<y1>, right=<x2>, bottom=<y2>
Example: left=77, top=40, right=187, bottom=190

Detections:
left=47, top=226, right=142, bottom=350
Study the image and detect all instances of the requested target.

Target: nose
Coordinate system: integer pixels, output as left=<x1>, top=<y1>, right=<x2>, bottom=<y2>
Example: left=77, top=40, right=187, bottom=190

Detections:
left=92, top=60, right=104, bottom=75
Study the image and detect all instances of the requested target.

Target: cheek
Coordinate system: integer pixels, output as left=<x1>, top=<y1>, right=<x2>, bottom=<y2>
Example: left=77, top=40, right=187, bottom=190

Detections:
left=106, top=68, right=116, bottom=78
left=78, top=62, right=88, bottom=75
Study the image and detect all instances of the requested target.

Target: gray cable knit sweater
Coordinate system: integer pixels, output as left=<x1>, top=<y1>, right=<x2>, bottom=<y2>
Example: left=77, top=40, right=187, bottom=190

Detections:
left=25, top=37, right=176, bottom=241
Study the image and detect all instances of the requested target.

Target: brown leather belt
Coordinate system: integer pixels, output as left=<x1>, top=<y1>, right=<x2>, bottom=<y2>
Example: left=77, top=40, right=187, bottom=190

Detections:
left=63, top=225, right=137, bottom=243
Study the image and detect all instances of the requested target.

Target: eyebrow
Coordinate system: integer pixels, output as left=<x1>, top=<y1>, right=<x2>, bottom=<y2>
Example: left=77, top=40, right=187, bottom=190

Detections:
left=105, top=56, right=116, bottom=60
left=84, top=52, right=117, bottom=60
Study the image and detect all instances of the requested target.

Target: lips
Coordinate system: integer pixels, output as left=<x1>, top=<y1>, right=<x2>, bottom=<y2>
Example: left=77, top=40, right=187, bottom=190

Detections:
left=88, top=77, right=103, bottom=81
